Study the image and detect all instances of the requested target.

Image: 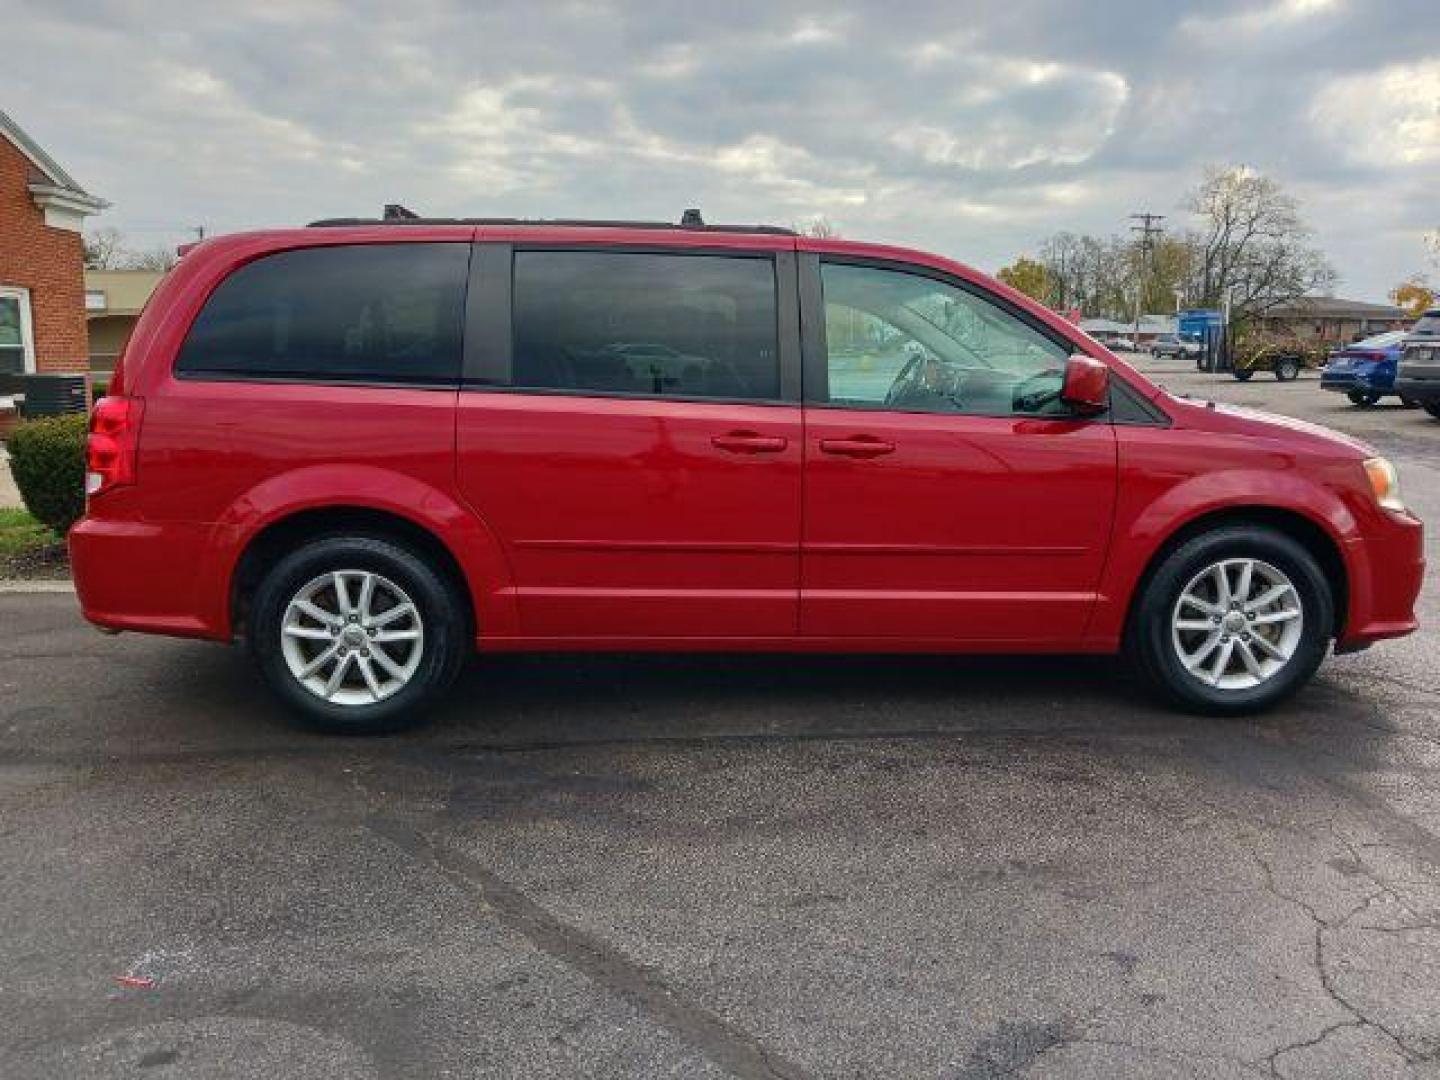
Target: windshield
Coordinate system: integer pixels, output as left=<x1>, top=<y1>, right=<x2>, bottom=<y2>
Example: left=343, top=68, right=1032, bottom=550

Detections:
left=1412, top=313, right=1440, bottom=337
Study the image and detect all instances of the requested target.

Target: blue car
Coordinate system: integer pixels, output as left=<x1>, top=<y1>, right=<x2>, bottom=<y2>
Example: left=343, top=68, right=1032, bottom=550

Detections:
left=1320, top=330, right=1414, bottom=407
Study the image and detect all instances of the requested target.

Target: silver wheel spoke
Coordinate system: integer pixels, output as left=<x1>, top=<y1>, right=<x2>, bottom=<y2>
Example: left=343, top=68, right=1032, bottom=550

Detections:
left=324, top=651, right=354, bottom=697
left=1248, top=582, right=1293, bottom=611
left=1179, top=594, right=1221, bottom=617
left=284, top=625, right=333, bottom=641
left=1235, top=560, right=1254, bottom=605
left=333, top=572, right=353, bottom=616
left=357, top=574, right=376, bottom=620
left=1250, top=633, right=1288, bottom=661
left=369, top=602, right=417, bottom=629
left=1212, top=564, right=1232, bottom=607
left=1207, top=639, right=1235, bottom=684
left=299, top=642, right=341, bottom=679
left=294, top=599, right=339, bottom=627
left=368, top=645, right=406, bottom=681
left=1175, top=618, right=1215, bottom=632
left=1236, top=640, right=1263, bottom=678
left=357, top=655, right=383, bottom=699
left=1253, top=609, right=1300, bottom=626
left=373, top=629, right=420, bottom=643
left=1184, top=631, right=1223, bottom=670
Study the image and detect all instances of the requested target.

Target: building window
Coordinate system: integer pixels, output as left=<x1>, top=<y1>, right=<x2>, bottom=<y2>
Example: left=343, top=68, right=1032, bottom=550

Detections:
left=0, top=287, right=36, bottom=375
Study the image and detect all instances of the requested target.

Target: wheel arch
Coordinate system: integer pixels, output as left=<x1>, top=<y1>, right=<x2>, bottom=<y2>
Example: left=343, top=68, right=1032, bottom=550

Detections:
left=229, top=506, right=477, bottom=641
left=1119, top=505, right=1348, bottom=645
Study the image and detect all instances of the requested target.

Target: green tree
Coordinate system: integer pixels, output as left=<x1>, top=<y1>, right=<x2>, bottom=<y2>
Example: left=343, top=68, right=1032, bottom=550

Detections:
left=996, top=257, right=1049, bottom=302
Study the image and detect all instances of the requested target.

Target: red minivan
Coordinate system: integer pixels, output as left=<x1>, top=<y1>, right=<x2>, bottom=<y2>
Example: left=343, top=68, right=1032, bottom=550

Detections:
left=70, top=216, right=1424, bottom=731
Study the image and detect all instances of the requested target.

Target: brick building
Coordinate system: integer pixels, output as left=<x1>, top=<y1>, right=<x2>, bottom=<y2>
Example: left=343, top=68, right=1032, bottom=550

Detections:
left=0, top=109, right=107, bottom=379
left=1251, top=296, right=1409, bottom=344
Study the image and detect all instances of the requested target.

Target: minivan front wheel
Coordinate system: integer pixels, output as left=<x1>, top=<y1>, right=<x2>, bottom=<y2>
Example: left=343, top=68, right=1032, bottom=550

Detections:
left=1129, top=526, right=1333, bottom=714
left=250, top=536, right=467, bottom=732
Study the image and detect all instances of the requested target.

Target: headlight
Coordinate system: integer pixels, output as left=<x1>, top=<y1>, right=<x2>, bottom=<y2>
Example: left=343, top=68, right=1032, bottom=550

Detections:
left=1363, top=457, right=1405, bottom=513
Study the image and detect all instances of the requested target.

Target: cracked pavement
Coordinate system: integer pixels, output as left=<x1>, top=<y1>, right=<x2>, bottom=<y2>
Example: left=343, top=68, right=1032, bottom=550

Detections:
left=2, top=363, right=1439, bottom=1078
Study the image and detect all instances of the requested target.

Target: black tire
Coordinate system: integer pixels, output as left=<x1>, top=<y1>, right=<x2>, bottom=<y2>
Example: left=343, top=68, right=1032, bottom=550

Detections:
left=1425, top=402, right=1440, bottom=420
left=249, top=535, right=468, bottom=733
left=1347, top=390, right=1381, bottom=407
left=1127, top=526, right=1333, bottom=715
left=1233, top=368, right=1254, bottom=381
left=1274, top=357, right=1300, bottom=382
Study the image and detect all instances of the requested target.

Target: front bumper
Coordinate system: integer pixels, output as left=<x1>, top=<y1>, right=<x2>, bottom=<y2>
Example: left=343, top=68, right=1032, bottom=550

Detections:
left=1339, top=510, right=1425, bottom=649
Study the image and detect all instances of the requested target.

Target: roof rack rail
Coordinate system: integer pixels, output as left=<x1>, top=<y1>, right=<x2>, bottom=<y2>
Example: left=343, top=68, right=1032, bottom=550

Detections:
left=307, top=206, right=796, bottom=236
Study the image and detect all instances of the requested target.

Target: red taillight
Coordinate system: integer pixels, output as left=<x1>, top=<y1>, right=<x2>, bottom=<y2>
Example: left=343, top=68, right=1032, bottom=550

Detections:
left=86, top=396, right=144, bottom=498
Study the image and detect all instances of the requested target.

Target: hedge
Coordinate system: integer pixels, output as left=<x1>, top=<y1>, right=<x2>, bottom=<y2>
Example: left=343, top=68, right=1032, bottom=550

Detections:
left=7, top=413, right=88, bottom=534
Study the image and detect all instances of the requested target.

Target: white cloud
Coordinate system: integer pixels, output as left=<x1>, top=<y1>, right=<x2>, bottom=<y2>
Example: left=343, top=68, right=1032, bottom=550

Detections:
left=1311, top=59, right=1440, bottom=165
left=1181, top=0, right=1344, bottom=42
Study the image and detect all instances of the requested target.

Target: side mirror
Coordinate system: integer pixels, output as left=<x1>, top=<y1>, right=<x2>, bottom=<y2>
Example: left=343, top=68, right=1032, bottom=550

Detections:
left=1061, top=354, right=1109, bottom=415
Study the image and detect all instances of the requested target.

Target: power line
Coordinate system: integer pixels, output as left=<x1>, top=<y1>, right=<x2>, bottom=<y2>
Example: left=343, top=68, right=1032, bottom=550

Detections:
left=1129, top=211, right=1165, bottom=252
left=1128, top=212, right=1165, bottom=335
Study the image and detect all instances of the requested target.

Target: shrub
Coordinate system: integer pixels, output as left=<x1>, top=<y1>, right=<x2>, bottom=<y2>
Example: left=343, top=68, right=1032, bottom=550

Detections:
left=7, top=413, right=88, bottom=534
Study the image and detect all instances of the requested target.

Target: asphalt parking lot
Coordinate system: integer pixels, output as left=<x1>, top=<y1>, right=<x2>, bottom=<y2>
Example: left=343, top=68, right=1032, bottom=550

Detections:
left=3, top=362, right=1439, bottom=1078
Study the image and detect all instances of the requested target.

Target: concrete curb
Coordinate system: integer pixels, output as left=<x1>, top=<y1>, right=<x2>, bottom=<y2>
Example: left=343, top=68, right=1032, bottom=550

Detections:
left=0, top=579, right=75, bottom=594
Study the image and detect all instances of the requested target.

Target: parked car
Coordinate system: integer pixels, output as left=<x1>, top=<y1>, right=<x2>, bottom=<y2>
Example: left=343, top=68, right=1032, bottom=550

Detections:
left=1150, top=333, right=1202, bottom=360
left=1231, top=333, right=1328, bottom=382
left=1396, top=308, right=1440, bottom=419
left=1106, top=335, right=1138, bottom=352
left=1319, top=330, right=1414, bottom=407
left=70, top=215, right=1424, bottom=731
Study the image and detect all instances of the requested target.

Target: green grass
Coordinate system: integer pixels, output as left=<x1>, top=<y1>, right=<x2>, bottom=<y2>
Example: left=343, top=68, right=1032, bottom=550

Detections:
left=0, top=508, right=60, bottom=557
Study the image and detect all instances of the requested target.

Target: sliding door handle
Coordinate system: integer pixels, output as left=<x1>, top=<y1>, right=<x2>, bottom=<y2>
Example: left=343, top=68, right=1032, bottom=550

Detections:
left=712, top=431, right=788, bottom=454
left=818, top=436, right=896, bottom=458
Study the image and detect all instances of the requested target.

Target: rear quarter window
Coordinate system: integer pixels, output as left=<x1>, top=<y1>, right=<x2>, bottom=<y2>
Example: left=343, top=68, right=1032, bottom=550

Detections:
left=175, top=243, right=469, bottom=384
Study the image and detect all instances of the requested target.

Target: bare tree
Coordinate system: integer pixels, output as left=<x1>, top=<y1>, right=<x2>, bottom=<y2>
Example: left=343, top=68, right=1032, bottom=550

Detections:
left=121, top=246, right=179, bottom=272
left=796, top=216, right=838, bottom=239
left=1184, top=165, right=1334, bottom=323
left=83, top=227, right=125, bottom=270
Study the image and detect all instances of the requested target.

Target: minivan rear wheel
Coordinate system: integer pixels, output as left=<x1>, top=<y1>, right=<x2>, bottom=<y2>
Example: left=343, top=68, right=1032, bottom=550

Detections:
left=249, top=535, right=467, bottom=732
left=1128, top=526, right=1332, bottom=714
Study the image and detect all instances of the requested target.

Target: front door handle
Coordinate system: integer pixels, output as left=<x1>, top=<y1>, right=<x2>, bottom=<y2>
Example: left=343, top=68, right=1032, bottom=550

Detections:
left=712, top=431, right=788, bottom=454
left=819, top=436, right=896, bottom=458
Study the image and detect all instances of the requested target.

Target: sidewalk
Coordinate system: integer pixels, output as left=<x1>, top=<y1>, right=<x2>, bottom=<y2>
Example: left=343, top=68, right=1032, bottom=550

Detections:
left=0, top=450, right=22, bottom=510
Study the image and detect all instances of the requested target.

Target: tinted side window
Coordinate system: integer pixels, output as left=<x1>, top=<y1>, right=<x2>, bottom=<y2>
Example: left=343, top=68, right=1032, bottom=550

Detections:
left=511, top=251, right=779, bottom=401
left=176, top=244, right=468, bottom=383
left=820, top=263, right=1071, bottom=417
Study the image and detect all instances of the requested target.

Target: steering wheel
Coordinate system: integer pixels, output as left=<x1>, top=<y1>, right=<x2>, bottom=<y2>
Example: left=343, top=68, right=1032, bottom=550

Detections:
left=883, top=353, right=923, bottom=407
left=1012, top=368, right=1065, bottom=414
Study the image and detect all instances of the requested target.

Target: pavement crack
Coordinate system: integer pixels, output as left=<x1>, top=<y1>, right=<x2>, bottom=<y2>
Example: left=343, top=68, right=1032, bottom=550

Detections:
left=1261, top=1019, right=1366, bottom=1077
left=363, top=814, right=815, bottom=1080
left=1252, top=853, right=1423, bottom=1064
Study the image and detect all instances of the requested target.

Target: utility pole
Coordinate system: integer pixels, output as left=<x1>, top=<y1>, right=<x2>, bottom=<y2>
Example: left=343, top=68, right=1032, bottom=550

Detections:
left=1129, top=212, right=1164, bottom=345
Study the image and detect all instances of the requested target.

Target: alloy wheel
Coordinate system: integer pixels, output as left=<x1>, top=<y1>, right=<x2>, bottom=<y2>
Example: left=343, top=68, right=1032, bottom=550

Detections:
left=279, top=570, right=425, bottom=706
left=1171, top=558, right=1304, bottom=690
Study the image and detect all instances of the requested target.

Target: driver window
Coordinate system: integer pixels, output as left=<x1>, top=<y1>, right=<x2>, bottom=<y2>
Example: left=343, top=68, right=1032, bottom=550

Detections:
left=820, top=263, right=1071, bottom=416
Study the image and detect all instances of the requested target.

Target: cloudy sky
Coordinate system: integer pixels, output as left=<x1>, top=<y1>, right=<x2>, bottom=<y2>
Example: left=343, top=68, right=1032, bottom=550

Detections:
left=4, top=0, right=1437, bottom=301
